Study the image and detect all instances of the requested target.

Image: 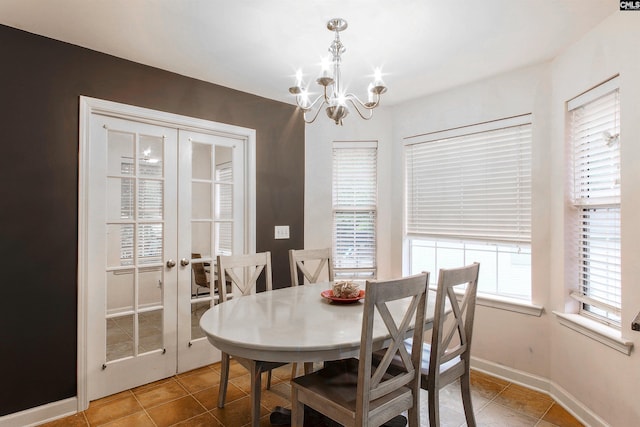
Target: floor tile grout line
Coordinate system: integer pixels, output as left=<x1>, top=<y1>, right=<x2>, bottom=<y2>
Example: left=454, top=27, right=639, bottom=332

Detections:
left=486, top=393, right=549, bottom=425
left=128, top=390, right=159, bottom=427
left=75, top=365, right=581, bottom=427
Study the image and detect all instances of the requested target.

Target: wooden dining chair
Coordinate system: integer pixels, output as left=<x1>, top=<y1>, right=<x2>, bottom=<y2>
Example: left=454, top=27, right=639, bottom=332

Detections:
left=423, top=262, right=480, bottom=427
left=378, top=262, right=480, bottom=427
left=288, top=248, right=334, bottom=378
left=190, top=253, right=210, bottom=297
left=290, top=273, right=429, bottom=427
left=216, top=251, right=288, bottom=423
left=289, top=247, right=334, bottom=286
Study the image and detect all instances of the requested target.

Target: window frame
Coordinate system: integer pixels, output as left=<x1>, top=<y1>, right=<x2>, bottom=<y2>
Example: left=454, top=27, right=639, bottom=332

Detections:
left=403, top=114, right=532, bottom=300
left=332, top=140, right=378, bottom=280
left=567, top=76, right=621, bottom=327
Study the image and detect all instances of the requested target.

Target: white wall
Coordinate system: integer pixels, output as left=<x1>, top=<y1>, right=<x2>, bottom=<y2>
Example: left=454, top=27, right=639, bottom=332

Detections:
left=391, top=62, right=553, bottom=380
left=304, top=108, right=394, bottom=279
left=547, top=12, right=640, bottom=426
left=305, top=10, right=640, bottom=426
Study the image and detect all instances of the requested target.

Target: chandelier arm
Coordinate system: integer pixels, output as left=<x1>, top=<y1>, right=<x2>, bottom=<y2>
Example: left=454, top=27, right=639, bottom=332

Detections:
left=345, top=92, right=381, bottom=110
left=302, top=99, right=328, bottom=124
left=346, top=98, right=374, bottom=121
left=347, top=93, right=373, bottom=120
left=296, top=92, right=326, bottom=112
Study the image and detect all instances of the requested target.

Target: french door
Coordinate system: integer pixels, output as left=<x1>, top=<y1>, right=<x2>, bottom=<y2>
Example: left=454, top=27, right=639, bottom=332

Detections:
left=80, top=98, right=254, bottom=403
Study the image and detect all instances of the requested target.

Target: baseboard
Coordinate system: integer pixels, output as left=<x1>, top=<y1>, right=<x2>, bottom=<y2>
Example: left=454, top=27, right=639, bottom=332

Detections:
left=0, top=397, right=77, bottom=427
left=470, top=356, right=609, bottom=427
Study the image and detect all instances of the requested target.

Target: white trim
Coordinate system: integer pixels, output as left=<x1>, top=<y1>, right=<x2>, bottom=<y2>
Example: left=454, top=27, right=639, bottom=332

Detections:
left=448, top=287, right=543, bottom=316
left=567, top=75, right=619, bottom=111
left=0, top=397, right=77, bottom=427
left=553, top=311, right=633, bottom=355
left=471, top=357, right=610, bottom=427
left=476, top=293, right=544, bottom=317
left=77, top=95, right=257, bottom=411
left=332, top=140, right=378, bottom=149
left=403, top=113, right=532, bottom=144
left=569, top=290, right=621, bottom=317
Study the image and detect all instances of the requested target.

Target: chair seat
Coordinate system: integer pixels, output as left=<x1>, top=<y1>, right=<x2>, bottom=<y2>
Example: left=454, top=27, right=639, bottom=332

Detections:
left=403, top=339, right=461, bottom=375
left=292, top=358, right=414, bottom=420
left=373, top=340, right=461, bottom=378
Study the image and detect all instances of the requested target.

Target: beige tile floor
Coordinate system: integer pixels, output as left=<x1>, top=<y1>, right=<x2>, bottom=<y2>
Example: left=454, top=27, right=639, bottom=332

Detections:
left=39, top=361, right=584, bottom=427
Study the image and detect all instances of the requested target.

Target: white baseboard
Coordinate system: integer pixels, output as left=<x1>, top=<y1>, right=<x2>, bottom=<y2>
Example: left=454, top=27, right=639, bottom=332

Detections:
left=471, top=356, right=609, bottom=427
left=0, top=397, right=77, bottom=427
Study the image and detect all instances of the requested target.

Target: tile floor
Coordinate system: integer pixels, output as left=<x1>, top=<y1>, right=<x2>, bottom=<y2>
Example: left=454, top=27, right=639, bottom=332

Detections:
left=39, top=361, right=584, bottom=427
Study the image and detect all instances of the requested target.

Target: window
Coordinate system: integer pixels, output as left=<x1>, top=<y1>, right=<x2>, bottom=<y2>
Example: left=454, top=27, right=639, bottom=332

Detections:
left=215, top=162, right=233, bottom=256
left=568, top=77, right=621, bottom=327
left=332, top=141, right=377, bottom=279
left=119, top=160, right=164, bottom=265
left=405, top=115, right=532, bottom=299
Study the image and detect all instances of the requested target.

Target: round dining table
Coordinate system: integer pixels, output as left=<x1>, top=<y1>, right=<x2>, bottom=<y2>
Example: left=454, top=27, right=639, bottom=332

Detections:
left=199, top=281, right=436, bottom=426
left=199, top=281, right=436, bottom=364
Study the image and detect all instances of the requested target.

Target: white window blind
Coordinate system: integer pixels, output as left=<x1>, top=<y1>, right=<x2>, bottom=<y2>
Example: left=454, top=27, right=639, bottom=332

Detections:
left=568, top=76, right=621, bottom=325
left=332, top=141, right=377, bottom=278
left=119, top=161, right=164, bottom=265
left=405, top=116, right=532, bottom=244
left=215, top=163, right=233, bottom=256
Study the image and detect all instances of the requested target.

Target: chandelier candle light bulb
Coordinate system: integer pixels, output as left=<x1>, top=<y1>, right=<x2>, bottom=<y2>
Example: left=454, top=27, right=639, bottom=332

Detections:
left=289, top=18, right=387, bottom=125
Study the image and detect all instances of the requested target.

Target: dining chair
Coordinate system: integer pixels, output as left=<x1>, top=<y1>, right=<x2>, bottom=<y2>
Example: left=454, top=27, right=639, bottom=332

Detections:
left=216, top=251, right=288, bottom=422
left=424, top=262, right=480, bottom=427
left=288, top=248, right=334, bottom=378
left=378, top=262, right=480, bottom=427
left=289, top=247, right=334, bottom=286
left=290, top=273, right=430, bottom=427
left=190, top=253, right=210, bottom=297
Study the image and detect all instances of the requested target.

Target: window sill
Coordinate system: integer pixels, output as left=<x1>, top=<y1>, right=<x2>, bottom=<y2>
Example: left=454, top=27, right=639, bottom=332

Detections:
left=476, top=293, right=544, bottom=317
left=442, top=287, right=543, bottom=317
left=553, top=311, right=633, bottom=355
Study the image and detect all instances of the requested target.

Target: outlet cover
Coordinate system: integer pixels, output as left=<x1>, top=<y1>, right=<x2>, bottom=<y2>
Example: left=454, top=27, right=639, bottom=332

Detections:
left=274, top=225, right=290, bottom=240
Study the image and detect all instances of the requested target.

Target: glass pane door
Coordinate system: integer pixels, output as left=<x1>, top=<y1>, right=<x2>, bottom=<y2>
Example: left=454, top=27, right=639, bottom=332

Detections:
left=87, top=114, right=177, bottom=401
left=177, top=131, right=244, bottom=372
left=105, top=131, right=165, bottom=360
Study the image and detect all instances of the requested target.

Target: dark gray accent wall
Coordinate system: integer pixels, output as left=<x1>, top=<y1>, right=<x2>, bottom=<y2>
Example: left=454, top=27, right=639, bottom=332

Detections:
left=0, top=24, right=304, bottom=416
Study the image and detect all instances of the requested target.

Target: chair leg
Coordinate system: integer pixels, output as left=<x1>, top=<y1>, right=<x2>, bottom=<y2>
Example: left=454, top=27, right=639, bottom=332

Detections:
left=407, top=389, right=420, bottom=426
left=250, top=362, right=262, bottom=427
left=291, top=386, right=304, bottom=427
left=217, top=352, right=230, bottom=408
left=266, top=369, right=272, bottom=389
left=428, top=387, right=440, bottom=427
left=460, top=373, right=477, bottom=427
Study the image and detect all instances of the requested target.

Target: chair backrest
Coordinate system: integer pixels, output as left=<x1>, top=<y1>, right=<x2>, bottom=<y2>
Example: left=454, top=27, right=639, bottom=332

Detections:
left=429, top=262, right=480, bottom=389
left=191, top=253, right=210, bottom=288
left=216, top=252, right=272, bottom=302
left=357, top=273, right=429, bottom=421
left=288, top=248, right=334, bottom=286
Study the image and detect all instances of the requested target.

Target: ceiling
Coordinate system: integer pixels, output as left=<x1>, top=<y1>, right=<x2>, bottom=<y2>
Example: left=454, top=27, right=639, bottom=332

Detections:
left=0, top=0, right=616, bottom=106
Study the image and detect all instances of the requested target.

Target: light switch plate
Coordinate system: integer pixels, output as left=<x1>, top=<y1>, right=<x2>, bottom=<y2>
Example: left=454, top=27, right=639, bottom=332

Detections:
left=274, top=225, right=290, bottom=240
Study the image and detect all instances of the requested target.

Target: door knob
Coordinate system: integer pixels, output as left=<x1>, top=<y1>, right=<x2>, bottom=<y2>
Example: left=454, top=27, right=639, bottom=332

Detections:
left=180, top=258, right=190, bottom=267
left=166, top=259, right=176, bottom=268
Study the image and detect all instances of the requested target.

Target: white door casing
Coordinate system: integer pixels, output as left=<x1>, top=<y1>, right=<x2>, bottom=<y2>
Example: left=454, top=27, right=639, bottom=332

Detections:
left=78, top=96, right=256, bottom=410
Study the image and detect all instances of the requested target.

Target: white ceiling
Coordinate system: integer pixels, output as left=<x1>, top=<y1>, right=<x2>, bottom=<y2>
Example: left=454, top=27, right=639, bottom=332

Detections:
left=0, top=0, right=616, bottom=106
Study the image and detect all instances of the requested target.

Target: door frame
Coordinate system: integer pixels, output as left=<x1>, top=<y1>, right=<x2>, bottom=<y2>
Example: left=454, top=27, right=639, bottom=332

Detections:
left=77, top=96, right=256, bottom=411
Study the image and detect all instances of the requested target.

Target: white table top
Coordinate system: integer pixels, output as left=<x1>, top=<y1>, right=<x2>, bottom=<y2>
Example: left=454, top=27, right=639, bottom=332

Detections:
left=199, top=281, right=436, bottom=363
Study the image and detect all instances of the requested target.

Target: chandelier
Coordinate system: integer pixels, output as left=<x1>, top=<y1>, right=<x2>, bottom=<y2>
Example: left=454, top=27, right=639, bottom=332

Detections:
left=289, top=18, right=387, bottom=125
